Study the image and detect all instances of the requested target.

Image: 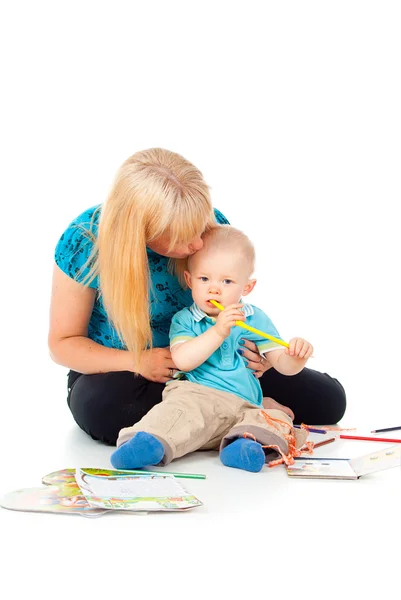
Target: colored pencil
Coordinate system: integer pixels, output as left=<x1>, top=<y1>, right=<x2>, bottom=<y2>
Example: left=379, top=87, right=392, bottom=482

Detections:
left=339, top=435, right=401, bottom=443
left=294, top=425, right=327, bottom=434
left=371, top=426, right=401, bottom=434
left=209, top=300, right=290, bottom=348
left=313, top=437, right=336, bottom=449
left=113, top=468, right=206, bottom=480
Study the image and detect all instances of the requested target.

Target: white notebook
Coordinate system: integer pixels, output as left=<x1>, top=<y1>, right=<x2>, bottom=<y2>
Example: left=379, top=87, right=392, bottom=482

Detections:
left=286, top=445, right=401, bottom=480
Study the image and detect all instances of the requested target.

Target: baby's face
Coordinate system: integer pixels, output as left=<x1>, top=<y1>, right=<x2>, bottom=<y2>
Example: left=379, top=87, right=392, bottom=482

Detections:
left=185, top=247, right=252, bottom=315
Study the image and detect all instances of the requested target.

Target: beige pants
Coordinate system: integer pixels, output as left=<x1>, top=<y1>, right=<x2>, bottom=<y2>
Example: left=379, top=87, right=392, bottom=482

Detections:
left=117, top=380, right=308, bottom=465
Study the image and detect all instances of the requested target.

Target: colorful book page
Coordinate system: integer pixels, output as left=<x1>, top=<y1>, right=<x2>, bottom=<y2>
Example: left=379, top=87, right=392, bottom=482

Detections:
left=75, top=468, right=202, bottom=511
left=41, top=468, right=77, bottom=486
left=0, top=485, right=106, bottom=517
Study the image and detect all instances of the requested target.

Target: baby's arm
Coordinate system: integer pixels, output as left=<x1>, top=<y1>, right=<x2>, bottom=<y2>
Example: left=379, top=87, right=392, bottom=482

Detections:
left=171, top=303, right=245, bottom=371
left=172, top=327, right=225, bottom=371
left=264, top=337, right=314, bottom=375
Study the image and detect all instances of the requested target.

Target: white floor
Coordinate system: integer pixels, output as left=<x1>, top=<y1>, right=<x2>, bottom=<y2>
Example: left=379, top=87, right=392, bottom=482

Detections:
left=2, top=2, right=401, bottom=596
left=1, top=360, right=400, bottom=597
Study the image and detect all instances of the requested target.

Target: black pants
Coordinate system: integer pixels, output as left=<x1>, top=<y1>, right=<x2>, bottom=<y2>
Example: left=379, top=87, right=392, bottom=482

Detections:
left=67, top=368, right=346, bottom=446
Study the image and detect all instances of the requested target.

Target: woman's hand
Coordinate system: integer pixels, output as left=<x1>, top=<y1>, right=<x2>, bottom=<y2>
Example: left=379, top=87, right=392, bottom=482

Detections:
left=137, top=347, right=178, bottom=383
left=237, top=339, right=272, bottom=378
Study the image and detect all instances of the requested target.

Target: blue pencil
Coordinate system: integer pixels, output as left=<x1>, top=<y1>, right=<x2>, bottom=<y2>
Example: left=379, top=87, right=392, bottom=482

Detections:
left=371, top=426, right=401, bottom=434
left=294, top=425, right=327, bottom=435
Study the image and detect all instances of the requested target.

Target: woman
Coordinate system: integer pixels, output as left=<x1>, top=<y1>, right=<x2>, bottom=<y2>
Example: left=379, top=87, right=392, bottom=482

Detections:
left=49, top=148, right=346, bottom=445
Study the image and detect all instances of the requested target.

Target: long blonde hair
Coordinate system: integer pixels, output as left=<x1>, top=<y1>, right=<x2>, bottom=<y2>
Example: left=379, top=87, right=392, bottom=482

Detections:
left=82, top=148, right=215, bottom=367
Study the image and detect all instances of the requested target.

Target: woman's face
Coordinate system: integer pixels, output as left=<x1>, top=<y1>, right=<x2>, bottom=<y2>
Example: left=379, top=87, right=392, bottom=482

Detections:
left=147, top=234, right=204, bottom=259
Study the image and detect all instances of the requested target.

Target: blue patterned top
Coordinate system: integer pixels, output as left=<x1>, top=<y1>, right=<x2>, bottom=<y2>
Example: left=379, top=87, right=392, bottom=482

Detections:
left=54, top=205, right=229, bottom=349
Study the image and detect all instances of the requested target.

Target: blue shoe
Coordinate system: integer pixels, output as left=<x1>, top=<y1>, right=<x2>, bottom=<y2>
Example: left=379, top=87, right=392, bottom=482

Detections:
left=220, top=438, right=265, bottom=473
left=111, top=432, right=165, bottom=470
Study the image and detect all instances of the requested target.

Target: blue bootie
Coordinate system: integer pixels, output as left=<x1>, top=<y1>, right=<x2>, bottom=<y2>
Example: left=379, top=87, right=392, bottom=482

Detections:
left=220, top=438, right=265, bottom=473
left=111, top=431, right=165, bottom=470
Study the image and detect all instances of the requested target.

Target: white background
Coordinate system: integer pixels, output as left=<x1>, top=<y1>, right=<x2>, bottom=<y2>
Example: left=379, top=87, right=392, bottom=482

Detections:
left=0, top=1, right=400, bottom=597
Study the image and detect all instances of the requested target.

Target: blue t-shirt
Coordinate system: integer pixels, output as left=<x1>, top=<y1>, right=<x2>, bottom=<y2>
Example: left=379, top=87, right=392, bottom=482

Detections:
left=54, top=205, right=229, bottom=349
left=169, top=303, right=284, bottom=406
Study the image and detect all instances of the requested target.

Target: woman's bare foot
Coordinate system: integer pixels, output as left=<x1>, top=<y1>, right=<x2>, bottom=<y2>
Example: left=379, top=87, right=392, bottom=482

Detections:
left=262, top=396, right=295, bottom=421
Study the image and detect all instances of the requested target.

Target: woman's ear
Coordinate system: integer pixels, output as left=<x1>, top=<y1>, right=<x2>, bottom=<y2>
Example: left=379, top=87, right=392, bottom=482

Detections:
left=242, top=279, right=257, bottom=296
left=184, top=270, right=192, bottom=289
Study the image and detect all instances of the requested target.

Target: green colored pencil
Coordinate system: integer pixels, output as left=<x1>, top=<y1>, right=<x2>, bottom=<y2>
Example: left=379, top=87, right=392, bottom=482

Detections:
left=110, top=468, right=206, bottom=480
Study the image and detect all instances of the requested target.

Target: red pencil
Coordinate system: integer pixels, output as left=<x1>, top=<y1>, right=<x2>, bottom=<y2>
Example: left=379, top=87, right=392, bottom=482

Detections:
left=340, top=435, right=401, bottom=443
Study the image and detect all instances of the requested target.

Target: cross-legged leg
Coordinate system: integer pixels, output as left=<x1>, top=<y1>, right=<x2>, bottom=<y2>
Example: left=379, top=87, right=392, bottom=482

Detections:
left=111, top=380, right=237, bottom=469
left=220, top=405, right=308, bottom=473
left=259, top=367, right=346, bottom=424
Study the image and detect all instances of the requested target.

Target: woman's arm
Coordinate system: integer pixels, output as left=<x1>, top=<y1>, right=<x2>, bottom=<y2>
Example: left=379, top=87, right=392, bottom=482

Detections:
left=48, top=264, right=135, bottom=374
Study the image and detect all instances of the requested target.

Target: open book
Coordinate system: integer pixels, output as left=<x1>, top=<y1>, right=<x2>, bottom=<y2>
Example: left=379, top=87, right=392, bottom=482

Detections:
left=0, top=468, right=202, bottom=517
left=286, top=445, right=401, bottom=479
left=75, top=468, right=202, bottom=511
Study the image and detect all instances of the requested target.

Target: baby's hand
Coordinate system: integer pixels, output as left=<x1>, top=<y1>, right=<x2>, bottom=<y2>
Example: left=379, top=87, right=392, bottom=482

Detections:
left=285, top=338, right=314, bottom=360
left=214, top=304, right=246, bottom=339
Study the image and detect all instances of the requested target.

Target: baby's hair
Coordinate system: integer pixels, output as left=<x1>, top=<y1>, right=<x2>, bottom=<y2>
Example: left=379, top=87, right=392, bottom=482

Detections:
left=190, top=224, right=255, bottom=275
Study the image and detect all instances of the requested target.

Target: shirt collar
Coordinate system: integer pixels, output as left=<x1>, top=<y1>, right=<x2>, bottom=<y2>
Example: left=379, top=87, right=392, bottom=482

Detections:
left=189, top=302, right=254, bottom=322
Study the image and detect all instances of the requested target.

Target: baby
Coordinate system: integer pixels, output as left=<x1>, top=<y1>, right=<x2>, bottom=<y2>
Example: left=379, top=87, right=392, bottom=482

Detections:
left=111, top=225, right=314, bottom=473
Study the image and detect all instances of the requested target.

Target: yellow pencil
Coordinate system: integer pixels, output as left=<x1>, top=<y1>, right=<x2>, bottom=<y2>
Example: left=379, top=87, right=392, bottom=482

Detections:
left=209, top=300, right=290, bottom=349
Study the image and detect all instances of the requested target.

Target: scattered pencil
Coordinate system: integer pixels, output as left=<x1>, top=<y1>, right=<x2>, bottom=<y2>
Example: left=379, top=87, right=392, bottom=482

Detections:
left=313, top=437, right=336, bottom=449
left=371, top=426, right=401, bottom=434
left=339, top=435, right=401, bottom=443
left=294, top=425, right=327, bottom=434
left=112, top=468, right=206, bottom=480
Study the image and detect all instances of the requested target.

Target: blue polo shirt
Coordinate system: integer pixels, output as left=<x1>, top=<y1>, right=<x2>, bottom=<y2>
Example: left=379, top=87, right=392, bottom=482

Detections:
left=54, top=204, right=229, bottom=349
left=169, top=303, right=284, bottom=406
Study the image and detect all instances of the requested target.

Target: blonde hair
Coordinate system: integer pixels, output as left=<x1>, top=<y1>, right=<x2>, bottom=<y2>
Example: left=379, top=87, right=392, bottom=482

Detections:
left=190, top=225, right=256, bottom=275
left=80, top=148, right=216, bottom=366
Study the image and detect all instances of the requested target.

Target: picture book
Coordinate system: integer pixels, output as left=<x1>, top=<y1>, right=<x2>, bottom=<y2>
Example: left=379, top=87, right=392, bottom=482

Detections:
left=0, top=467, right=202, bottom=516
left=75, top=468, right=202, bottom=511
left=286, top=444, right=401, bottom=479
left=0, top=468, right=105, bottom=517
